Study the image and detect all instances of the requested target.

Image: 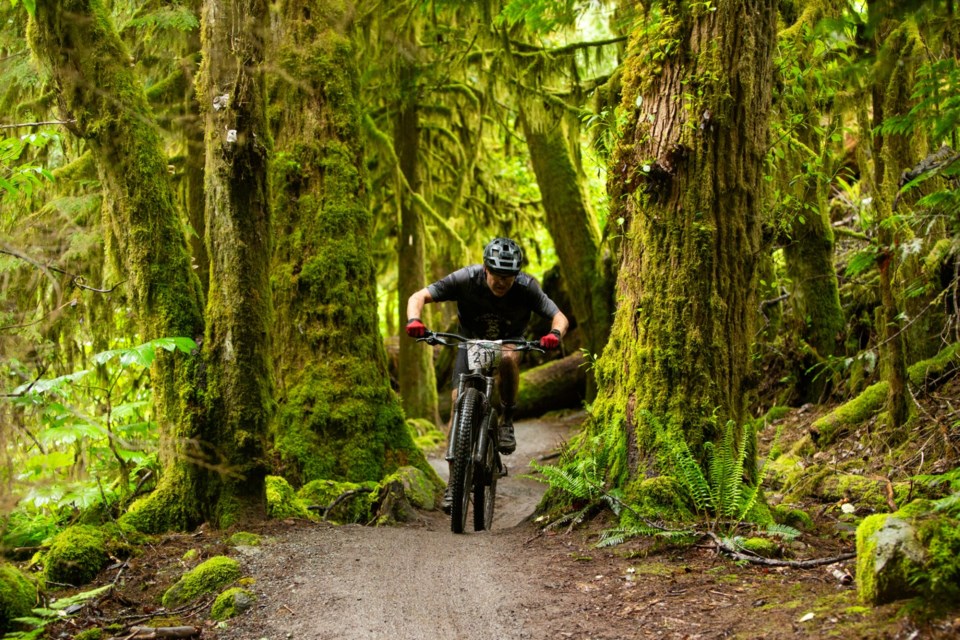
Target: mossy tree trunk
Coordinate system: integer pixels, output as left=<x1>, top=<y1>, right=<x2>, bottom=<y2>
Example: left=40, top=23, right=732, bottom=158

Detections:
left=395, top=50, right=440, bottom=426
left=270, top=0, right=431, bottom=484
left=29, top=0, right=208, bottom=530
left=518, top=96, right=613, bottom=377
left=864, top=7, right=923, bottom=435
left=197, top=0, right=273, bottom=526
left=781, top=125, right=845, bottom=402
left=587, top=0, right=778, bottom=484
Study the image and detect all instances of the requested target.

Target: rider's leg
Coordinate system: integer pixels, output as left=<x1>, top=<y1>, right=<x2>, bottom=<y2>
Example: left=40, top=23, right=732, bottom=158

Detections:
left=496, top=348, right=520, bottom=454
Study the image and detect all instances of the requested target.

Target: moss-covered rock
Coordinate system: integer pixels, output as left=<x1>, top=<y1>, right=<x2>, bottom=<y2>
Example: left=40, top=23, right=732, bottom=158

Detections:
left=0, top=563, right=37, bottom=633
left=265, top=476, right=315, bottom=521
left=210, top=587, right=256, bottom=621
left=161, top=556, right=241, bottom=609
left=43, top=524, right=109, bottom=587
left=810, top=382, right=888, bottom=446
left=740, top=537, right=780, bottom=558
left=73, top=629, right=103, bottom=640
left=387, top=466, right=440, bottom=510
left=915, top=511, right=960, bottom=603
left=297, top=478, right=378, bottom=523
left=856, top=514, right=925, bottom=605
left=227, top=532, right=262, bottom=547
left=772, top=504, right=813, bottom=530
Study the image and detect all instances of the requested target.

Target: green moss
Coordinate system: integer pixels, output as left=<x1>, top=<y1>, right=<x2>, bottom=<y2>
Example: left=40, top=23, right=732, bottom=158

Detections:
left=0, top=563, right=37, bottom=633
left=227, top=532, right=262, bottom=547
left=740, top=537, right=779, bottom=558
left=43, top=525, right=109, bottom=586
left=265, top=476, right=315, bottom=520
left=74, top=630, right=104, bottom=640
left=914, top=511, right=960, bottom=603
left=764, top=406, right=791, bottom=423
left=906, top=342, right=960, bottom=388
left=210, top=587, right=256, bottom=621
left=772, top=504, right=813, bottom=530
left=622, top=476, right=694, bottom=522
left=811, top=382, right=888, bottom=446
left=182, top=549, right=199, bottom=562
left=381, top=466, right=441, bottom=510
left=297, top=478, right=377, bottom=523
left=161, top=556, right=241, bottom=608
left=407, top=418, right=445, bottom=451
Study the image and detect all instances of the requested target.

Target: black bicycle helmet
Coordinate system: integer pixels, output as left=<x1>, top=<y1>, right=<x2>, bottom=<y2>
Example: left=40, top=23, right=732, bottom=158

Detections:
left=483, top=237, right=523, bottom=276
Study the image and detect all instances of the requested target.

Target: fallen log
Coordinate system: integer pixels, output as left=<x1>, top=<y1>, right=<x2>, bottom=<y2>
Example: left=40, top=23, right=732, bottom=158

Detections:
left=515, top=352, right=587, bottom=418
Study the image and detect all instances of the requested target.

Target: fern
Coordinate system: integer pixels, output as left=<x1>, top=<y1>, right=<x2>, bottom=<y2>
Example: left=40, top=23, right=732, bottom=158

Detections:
left=666, top=419, right=762, bottom=526
left=766, top=523, right=802, bottom=541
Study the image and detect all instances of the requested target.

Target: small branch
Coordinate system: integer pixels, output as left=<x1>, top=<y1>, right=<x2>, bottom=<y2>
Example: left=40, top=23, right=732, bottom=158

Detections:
left=116, top=626, right=200, bottom=639
left=705, top=531, right=856, bottom=568
left=307, top=487, right=375, bottom=521
left=0, top=119, right=75, bottom=129
left=509, top=36, right=627, bottom=56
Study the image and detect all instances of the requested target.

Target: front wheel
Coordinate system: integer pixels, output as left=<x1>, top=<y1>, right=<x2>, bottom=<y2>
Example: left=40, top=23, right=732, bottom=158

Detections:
left=473, top=408, right=498, bottom=532
left=450, top=388, right=480, bottom=534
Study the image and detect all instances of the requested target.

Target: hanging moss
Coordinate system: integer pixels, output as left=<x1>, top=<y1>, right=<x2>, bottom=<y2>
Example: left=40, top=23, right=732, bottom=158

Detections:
left=161, top=556, right=241, bottom=609
left=0, top=563, right=36, bottom=633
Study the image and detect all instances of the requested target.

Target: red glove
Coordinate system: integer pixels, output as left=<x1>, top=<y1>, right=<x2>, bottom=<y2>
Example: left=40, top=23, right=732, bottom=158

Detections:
left=540, top=329, right=561, bottom=350
left=406, top=318, right=427, bottom=338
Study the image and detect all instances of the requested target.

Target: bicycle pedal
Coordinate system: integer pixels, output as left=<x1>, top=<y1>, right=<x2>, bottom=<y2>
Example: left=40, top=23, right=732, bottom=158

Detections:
left=496, top=459, right=508, bottom=478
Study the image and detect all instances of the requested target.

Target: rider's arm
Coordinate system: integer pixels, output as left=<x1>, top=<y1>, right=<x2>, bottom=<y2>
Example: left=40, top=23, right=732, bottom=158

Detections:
left=550, top=310, right=570, bottom=338
left=406, top=288, right=434, bottom=322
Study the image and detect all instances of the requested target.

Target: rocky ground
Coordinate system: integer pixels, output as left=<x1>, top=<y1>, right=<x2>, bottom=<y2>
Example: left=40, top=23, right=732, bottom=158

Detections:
left=41, top=410, right=960, bottom=639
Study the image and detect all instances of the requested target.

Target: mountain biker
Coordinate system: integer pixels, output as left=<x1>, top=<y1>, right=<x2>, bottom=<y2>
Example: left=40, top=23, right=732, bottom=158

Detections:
left=405, top=237, right=569, bottom=511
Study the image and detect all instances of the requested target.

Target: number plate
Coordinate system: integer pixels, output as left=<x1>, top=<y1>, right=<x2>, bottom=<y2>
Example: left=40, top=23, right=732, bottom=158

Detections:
left=465, top=342, right=502, bottom=370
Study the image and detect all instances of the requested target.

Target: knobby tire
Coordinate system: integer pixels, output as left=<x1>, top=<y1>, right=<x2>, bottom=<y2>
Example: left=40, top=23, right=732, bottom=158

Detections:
left=450, top=388, right=480, bottom=534
left=473, top=408, right=498, bottom=532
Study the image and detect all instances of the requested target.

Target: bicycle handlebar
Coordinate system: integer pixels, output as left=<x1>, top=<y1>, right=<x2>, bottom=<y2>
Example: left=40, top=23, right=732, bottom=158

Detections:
left=416, top=330, right=545, bottom=353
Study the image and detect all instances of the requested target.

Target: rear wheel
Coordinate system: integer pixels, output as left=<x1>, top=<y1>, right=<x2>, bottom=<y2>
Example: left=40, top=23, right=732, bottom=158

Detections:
left=450, top=388, right=480, bottom=534
left=474, top=409, right=498, bottom=531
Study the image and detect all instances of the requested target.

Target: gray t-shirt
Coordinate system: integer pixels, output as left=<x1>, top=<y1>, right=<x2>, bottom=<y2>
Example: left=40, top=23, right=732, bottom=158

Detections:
left=427, top=264, right=560, bottom=339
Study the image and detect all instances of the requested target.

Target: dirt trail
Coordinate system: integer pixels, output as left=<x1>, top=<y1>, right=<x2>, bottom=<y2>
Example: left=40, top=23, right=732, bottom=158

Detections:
left=212, top=413, right=581, bottom=640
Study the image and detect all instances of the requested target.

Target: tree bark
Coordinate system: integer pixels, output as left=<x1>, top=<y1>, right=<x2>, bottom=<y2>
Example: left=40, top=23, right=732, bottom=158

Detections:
left=198, top=0, right=273, bottom=526
left=588, top=0, right=778, bottom=483
left=395, top=50, right=441, bottom=426
left=518, top=99, right=613, bottom=391
left=29, top=0, right=208, bottom=531
left=269, top=0, right=433, bottom=484
left=864, top=4, right=919, bottom=436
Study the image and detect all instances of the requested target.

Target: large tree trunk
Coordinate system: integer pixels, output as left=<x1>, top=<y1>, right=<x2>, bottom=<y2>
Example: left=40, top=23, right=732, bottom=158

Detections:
left=395, top=53, right=441, bottom=426
left=198, top=0, right=273, bottom=526
left=270, top=0, right=433, bottom=484
left=29, top=0, right=208, bottom=531
left=587, top=0, right=778, bottom=484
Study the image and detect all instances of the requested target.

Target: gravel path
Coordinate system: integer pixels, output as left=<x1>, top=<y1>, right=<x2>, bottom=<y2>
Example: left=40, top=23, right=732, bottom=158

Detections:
left=212, top=414, right=581, bottom=640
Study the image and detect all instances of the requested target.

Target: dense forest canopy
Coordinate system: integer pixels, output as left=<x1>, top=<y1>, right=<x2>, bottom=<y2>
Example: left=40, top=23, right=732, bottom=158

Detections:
left=1, top=0, right=960, bottom=625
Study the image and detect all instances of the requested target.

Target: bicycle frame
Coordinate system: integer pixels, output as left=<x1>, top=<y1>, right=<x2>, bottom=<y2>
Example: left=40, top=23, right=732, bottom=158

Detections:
left=418, top=331, right=543, bottom=532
